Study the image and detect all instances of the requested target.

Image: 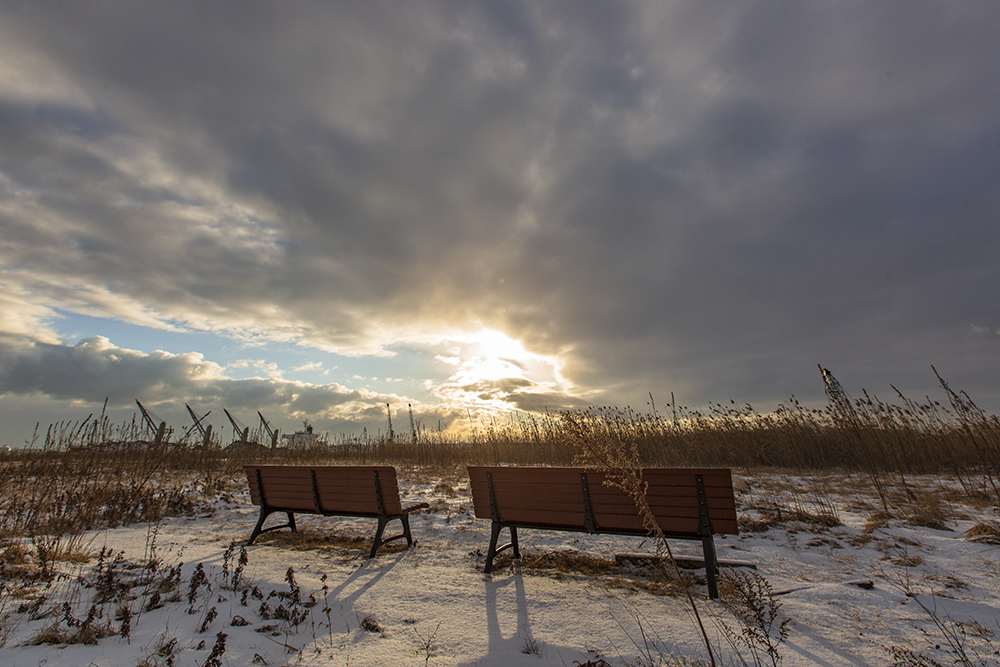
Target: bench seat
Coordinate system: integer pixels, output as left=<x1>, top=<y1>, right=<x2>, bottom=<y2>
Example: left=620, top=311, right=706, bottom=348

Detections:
left=468, top=466, right=738, bottom=598
left=245, top=465, right=429, bottom=558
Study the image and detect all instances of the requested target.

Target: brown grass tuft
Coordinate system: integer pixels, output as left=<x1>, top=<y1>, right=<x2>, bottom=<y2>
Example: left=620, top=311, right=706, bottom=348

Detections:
left=904, top=492, right=952, bottom=531
left=253, top=528, right=374, bottom=554
left=491, top=549, right=618, bottom=577
left=738, top=513, right=775, bottom=533
left=963, top=520, right=1000, bottom=545
left=864, top=511, right=891, bottom=533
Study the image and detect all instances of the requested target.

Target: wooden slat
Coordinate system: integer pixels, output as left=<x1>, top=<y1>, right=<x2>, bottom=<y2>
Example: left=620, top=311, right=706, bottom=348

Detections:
left=603, top=514, right=695, bottom=533
left=475, top=498, right=737, bottom=531
left=244, top=465, right=404, bottom=515
left=316, top=494, right=380, bottom=514
left=471, top=465, right=731, bottom=484
left=477, top=497, right=586, bottom=517
left=590, top=485, right=734, bottom=500
left=501, top=508, right=586, bottom=527
left=254, top=496, right=315, bottom=512
left=471, top=470, right=734, bottom=501
left=476, top=467, right=587, bottom=484
left=311, top=470, right=396, bottom=483
left=314, top=467, right=403, bottom=514
left=467, top=465, right=739, bottom=536
left=469, top=466, right=732, bottom=486
left=470, top=491, right=577, bottom=510
left=475, top=486, right=581, bottom=503
left=595, top=505, right=697, bottom=522
left=254, top=465, right=396, bottom=480
left=314, top=499, right=384, bottom=515
left=311, top=487, right=379, bottom=502
left=708, top=519, right=739, bottom=535
left=487, top=484, right=582, bottom=497
left=593, top=505, right=714, bottom=521
left=588, top=495, right=738, bottom=514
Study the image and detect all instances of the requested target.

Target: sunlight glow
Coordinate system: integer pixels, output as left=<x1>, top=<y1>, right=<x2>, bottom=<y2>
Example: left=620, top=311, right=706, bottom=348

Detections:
left=426, top=328, right=573, bottom=423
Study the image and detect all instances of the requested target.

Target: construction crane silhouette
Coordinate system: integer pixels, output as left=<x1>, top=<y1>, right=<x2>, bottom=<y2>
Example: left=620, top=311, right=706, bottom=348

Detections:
left=258, top=411, right=279, bottom=449
left=224, top=409, right=250, bottom=445
left=135, top=400, right=167, bottom=445
left=184, top=404, right=214, bottom=448
left=819, top=366, right=858, bottom=424
left=386, top=403, right=394, bottom=441
left=408, top=404, right=418, bottom=443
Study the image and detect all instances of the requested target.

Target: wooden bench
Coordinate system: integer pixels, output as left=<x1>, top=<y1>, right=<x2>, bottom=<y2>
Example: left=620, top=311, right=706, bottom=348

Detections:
left=244, top=465, right=429, bottom=558
left=467, top=466, right=738, bottom=598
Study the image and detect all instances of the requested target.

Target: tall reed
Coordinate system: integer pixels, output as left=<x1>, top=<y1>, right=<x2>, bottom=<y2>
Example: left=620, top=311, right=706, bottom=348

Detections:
left=3, top=368, right=997, bottom=549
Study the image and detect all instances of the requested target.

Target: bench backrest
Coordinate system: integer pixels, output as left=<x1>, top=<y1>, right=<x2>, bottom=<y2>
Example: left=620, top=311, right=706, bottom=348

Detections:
left=245, top=465, right=404, bottom=517
left=468, top=466, right=738, bottom=536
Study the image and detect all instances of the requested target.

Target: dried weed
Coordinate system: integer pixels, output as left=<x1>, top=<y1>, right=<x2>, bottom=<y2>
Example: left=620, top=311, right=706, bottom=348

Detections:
left=904, top=492, right=952, bottom=531
left=865, top=511, right=892, bottom=533
left=963, top=521, right=1000, bottom=545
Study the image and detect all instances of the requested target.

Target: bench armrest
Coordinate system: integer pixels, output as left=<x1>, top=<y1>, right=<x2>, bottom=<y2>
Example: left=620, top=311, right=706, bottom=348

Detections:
left=402, top=502, right=430, bottom=514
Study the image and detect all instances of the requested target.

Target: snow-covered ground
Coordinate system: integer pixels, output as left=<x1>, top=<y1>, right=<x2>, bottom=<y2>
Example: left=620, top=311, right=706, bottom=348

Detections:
left=2, top=468, right=999, bottom=666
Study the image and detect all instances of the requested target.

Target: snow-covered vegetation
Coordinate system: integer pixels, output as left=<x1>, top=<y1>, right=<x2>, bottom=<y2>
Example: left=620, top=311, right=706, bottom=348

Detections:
left=2, top=374, right=999, bottom=666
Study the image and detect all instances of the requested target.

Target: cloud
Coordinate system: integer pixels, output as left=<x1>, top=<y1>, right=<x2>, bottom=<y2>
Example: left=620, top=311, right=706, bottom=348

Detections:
left=0, top=336, right=223, bottom=402
left=0, top=289, right=63, bottom=346
left=0, top=0, right=998, bottom=446
left=0, top=335, right=424, bottom=437
left=293, top=361, right=323, bottom=372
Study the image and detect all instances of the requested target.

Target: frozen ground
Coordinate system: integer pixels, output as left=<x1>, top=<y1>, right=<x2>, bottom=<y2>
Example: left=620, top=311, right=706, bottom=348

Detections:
left=2, top=468, right=999, bottom=666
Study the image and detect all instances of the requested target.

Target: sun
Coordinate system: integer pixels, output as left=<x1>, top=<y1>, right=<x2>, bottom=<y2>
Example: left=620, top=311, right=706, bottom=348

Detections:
left=463, top=330, right=531, bottom=381
left=426, top=327, right=573, bottom=423
left=432, top=328, right=567, bottom=389
left=468, top=329, right=528, bottom=359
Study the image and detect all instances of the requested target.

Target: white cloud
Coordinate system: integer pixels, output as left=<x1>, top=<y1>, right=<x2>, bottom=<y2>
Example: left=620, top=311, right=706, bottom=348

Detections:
left=293, top=361, right=324, bottom=372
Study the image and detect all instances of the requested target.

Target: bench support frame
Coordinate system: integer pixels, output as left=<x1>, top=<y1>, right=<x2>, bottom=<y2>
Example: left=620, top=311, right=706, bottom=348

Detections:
left=368, top=469, right=421, bottom=559
left=481, top=470, right=724, bottom=599
left=485, top=471, right=521, bottom=570
left=248, top=468, right=298, bottom=545
left=695, top=474, right=721, bottom=599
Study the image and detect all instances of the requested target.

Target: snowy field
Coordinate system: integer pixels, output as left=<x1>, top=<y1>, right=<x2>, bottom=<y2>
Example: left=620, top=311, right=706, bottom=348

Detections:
left=2, top=468, right=999, bottom=666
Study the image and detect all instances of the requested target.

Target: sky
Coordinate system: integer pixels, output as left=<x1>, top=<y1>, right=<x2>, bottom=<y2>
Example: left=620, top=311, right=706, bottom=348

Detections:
left=0, top=1, right=998, bottom=447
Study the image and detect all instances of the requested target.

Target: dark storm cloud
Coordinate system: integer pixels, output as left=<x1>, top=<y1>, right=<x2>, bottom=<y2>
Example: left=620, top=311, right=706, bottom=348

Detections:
left=0, top=0, right=998, bottom=435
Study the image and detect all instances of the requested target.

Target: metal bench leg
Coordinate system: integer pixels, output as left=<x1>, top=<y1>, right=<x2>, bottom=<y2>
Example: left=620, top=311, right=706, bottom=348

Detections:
left=371, top=516, right=391, bottom=559
left=247, top=507, right=272, bottom=545
left=400, top=513, right=415, bottom=548
left=485, top=523, right=520, bottom=573
left=369, top=512, right=422, bottom=559
left=702, top=535, right=720, bottom=600
left=485, top=522, right=503, bottom=573
left=247, top=508, right=297, bottom=546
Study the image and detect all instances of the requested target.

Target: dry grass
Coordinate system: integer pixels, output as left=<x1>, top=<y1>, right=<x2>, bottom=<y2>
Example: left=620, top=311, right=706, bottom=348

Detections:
left=864, top=511, right=892, bottom=533
left=6, top=368, right=997, bottom=503
left=252, top=527, right=383, bottom=557
left=0, top=368, right=995, bottom=612
left=737, top=503, right=840, bottom=534
left=497, top=549, right=619, bottom=577
left=963, top=521, right=1000, bottom=545
left=715, top=569, right=789, bottom=667
left=27, top=620, right=114, bottom=646
left=903, top=492, right=953, bottom=531
left=0, top=369, right=996, bottom=666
